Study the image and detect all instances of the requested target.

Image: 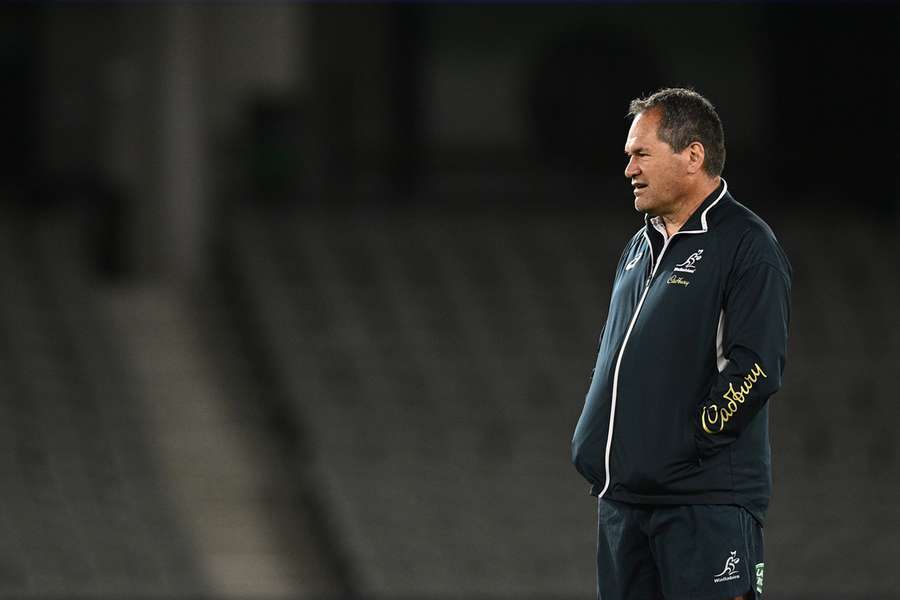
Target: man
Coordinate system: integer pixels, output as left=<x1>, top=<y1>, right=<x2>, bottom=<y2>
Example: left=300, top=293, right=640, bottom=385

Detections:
left=571, top=88, right=791, bottom=600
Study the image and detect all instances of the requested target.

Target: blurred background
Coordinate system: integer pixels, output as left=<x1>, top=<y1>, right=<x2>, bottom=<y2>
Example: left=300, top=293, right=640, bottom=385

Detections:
left=0, top=3, right=898, bottom=599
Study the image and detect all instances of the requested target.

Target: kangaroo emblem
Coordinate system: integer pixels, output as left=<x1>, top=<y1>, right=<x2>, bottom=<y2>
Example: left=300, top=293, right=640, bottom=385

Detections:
left=715, top=551, right=741, bottom=578
left=673, top=249, right=704, bottom=273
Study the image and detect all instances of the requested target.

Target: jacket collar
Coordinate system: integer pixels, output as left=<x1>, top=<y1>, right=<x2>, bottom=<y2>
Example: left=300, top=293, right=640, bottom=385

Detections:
left=644, top=178, right=729, bottom=236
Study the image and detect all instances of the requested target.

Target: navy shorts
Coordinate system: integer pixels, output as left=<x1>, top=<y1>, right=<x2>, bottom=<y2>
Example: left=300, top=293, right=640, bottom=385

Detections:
left=596, top=499, right=764, bottom=600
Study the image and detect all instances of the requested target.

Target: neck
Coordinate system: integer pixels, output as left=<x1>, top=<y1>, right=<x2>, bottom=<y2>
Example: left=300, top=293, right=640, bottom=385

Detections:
left=660, top=176, right=721, bottom=236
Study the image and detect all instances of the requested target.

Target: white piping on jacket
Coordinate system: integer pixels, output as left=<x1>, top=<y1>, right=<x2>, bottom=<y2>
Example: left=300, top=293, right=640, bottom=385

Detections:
left=716, top=309, right=729, bottom=372
left=597, top=179, right=728, bottom=498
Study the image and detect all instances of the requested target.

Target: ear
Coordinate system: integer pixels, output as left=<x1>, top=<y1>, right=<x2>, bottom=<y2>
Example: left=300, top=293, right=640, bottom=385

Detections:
left=685, top=141, right=706, bottom=175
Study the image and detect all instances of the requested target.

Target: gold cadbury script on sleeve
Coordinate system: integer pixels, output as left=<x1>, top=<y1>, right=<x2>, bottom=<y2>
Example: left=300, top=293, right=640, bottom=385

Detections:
left=701, top=363, right=767, bottom=434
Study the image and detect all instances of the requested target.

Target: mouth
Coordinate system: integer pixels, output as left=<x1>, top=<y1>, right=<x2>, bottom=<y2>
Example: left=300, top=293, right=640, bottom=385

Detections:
left=632, top=182, right=648, bottom=195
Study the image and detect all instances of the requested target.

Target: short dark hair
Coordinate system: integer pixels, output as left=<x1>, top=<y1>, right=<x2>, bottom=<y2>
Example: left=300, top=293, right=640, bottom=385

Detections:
left=628, top=87, right=726, bottom=177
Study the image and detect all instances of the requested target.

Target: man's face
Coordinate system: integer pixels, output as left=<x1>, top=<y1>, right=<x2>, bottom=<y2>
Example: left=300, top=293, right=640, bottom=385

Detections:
left=623, top=109, right=690, bottom=217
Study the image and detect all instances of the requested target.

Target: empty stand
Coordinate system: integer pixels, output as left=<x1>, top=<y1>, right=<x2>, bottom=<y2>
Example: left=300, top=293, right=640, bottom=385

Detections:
left=224, top=203, right=900, bottom=598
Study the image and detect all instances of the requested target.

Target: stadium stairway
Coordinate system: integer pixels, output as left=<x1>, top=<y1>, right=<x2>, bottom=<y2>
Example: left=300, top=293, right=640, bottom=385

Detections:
left=0, top=206, right=343, bottom=599
left=105, top=287, right=298, bottom=598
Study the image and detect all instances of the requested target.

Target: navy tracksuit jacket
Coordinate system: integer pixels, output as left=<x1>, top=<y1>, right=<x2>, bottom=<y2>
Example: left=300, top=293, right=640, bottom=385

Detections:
left=571, top=180, right=792, bottom=524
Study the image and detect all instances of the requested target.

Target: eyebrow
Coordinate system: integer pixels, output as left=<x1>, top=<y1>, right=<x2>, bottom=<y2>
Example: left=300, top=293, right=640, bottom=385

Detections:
left=625, top=146, right=646, bottom=155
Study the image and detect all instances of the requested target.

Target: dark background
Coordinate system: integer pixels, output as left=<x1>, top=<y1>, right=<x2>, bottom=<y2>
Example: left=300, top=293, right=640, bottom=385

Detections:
left=0, top=3, right=897, bottom=599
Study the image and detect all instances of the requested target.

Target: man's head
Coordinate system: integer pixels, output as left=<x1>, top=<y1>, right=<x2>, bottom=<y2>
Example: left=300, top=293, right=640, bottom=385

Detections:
left=623, top=87, right=725, bottom=218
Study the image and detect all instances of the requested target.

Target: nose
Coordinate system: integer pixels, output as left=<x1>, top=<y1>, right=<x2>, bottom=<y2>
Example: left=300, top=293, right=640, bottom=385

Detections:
left=624, top=156, right=639, bottom=179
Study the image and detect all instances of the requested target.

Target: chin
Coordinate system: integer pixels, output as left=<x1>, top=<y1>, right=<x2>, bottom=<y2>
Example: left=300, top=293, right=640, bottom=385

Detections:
left=634, top=197, right=653, bottom=215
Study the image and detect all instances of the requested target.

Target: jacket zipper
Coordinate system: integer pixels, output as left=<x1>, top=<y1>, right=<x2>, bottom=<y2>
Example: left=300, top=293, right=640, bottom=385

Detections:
left=596, top=233, right=673, bottom=498
left=598, top=182, right=728, bottom=493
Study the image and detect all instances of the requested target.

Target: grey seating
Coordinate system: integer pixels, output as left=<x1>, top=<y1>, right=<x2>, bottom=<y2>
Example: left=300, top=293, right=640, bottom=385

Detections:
left=227, top=203, right=900, bottom=598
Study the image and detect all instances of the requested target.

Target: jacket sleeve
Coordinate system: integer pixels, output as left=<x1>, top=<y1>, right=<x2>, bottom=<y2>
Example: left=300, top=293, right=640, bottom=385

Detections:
left=695, top=248, right=792, bottom=457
